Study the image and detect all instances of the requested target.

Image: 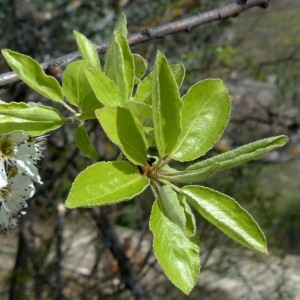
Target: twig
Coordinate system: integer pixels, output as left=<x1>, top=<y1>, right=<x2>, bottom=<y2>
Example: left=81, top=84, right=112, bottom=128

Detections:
left=91, top=207, right=148, bottom=300
left=0, top=0, right=269, bottom=87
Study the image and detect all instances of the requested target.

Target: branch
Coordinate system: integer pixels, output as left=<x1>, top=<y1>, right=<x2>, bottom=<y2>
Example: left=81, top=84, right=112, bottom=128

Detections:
left=0, top=0, right=269, bottom=87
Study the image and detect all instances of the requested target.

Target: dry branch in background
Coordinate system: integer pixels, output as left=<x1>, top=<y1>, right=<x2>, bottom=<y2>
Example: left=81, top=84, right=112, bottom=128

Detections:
left=0, top=0, right=269, bottom=87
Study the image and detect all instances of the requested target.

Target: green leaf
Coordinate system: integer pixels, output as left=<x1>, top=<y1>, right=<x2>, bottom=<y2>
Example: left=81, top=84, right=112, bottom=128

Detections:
left=0, top=102, right=64, bottom=135
left=150, top=200, right=200, bottom=295
left=158, top=164, right=219, bottom=183
left=62, top=60, right=92, bottom=107
left=104, top=13, right=128, bottom=72
left=104, top=32, right=134, bottom=101
left=74, top=31, right=101, bottom=69
left=75, top=124, right=98, bottom=159
left=186, top=135, right=289, bottom=173
left=125, top=101, right=152, bottom=124
left=85, top=68, right=124, bottom=106
left=133, top=53, right=148, bottom=84
left=159, top=185, right=196, bottom=237
left=62, top=60, right=102, bottom=119
left=182, top=186, right=268, bottom=253
left=1, top=49, right=63, bottom=102
left=152, top=52, right=182, bottom=158
left=172, top=79, right=231, bottom=161
left=96, top=106, right=148, bottom=165
left=134, top=63, right=185, bottom=104
left=159, top=185, right=187, bottom=231
left=180, top=195, right=197, bottom=237
left=170, top=63, right=185, bottom=87
left=65, top=161, right=149, bottom=208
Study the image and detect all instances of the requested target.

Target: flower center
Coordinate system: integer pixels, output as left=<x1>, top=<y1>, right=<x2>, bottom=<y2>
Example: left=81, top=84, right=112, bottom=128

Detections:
left=0, top=138, right=14, bottom=158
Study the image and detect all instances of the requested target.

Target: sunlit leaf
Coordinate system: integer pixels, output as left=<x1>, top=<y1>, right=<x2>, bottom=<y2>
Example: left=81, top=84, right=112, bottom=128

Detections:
left=150, top=200, right=200, bottom=295
left=182, top=185, right=268, bottom=253
left=0, top=102, right=64, bottom=135
left=152, top=51, right=182, bottom=158
left=2, top=49, right=63, bottom=102
left=172, top=79, right=231, bottom=161
left=65, top=161, right=149, bottom=208
left=85, top=68, right=124, bottom=106
left=74, top=30, right=101, bottom=69
left=96, top=106, right=148, bottom=165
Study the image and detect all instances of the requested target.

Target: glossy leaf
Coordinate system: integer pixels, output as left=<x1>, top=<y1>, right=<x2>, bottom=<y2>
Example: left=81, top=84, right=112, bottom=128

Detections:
left=74, top=31, right=101, bottom=69
left=152, top=52, right=182, bottom=158
left=150, top=200, right=200, bottom=295
left=75, top=124, right=98, bottom=159
left=104, top=32, right=134, bottom=101
left=2, top=49, right=63, bottom=102
left=172, top=79, right=231, bottom=161
left=65, top=161, right=149, bottom=208
left=134, top=63, right=185, bottom=104
left=182, top=186, right=268, bottom=253
left=96, top=106, right=148, bottom=165
left=85, top=68, right=124, bottom=106
left=186, top=135, right=289, bottom=173
left=0, top=102, right=64, bottom=135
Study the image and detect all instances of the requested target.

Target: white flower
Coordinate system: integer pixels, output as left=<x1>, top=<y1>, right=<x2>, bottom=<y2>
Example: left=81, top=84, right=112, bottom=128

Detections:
left=0, top=132, right=45, bottom=184
left=0, top=171, right=35, bottom=233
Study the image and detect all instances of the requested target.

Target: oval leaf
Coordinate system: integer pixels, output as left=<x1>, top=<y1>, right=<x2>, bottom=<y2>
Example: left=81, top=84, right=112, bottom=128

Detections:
left=150, top=200, right=200, bottom=295
left=182, top=185, right=268, bottom=253
left=2, top=49, right=63, bottom=102
left=75, top=124, right=98, bottom=159
left=74, top=30, right=101, bottom=69
left=65, top=161, right=149, bottom=208
left=85, top=68, right=124, bottom=106
left=0, top=102, right=64, bottom=135
left=172, top=79, right=231, bottom=161
left=96, top=106, right=148, bottom=166
left=153, top=52, right=182, bottom=158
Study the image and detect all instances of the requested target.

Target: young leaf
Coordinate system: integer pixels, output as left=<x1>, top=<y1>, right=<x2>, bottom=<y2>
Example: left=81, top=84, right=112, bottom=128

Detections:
left=85, top=68, right=124, bottom=106
left=0, top=102, right=64, bottom=135
left=104, top=13, right=128, bottom=72
left=150, top=200, right=200, bottom=295
left=158, top=164, right=219, bottom=183
left=1, top=49, right=63, bottom=102
left=65, top=161, right=149, bottom=208
left=75, top=124, right=98, bottom=159
left=74, top=30, right=101, bottom=69
left=152, top=52, right=182, bottom=158
left=96, top=106, right=148, bottom=165
left=158, top=185, right=187, bottom=231
left=104, top=32, right=134, bottom=101
left=182, top=186, right=268, bottom=253
left=186, top=135, right=289, bottom=173
left=62, top=60, right=92, bottom=107
left=133, top=53, right=148, bottom=83
left=134, top=63, right=185, bottom=104
left=172, top=79, right=231, bottom=161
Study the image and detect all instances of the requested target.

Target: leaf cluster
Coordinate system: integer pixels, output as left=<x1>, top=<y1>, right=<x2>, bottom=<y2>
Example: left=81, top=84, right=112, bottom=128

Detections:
left=0, top=14, right=288, bottom=294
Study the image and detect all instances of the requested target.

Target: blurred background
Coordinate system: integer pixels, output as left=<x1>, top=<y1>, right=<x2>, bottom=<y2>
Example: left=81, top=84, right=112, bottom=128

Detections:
left=0, top=0, right=300, bottom=299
